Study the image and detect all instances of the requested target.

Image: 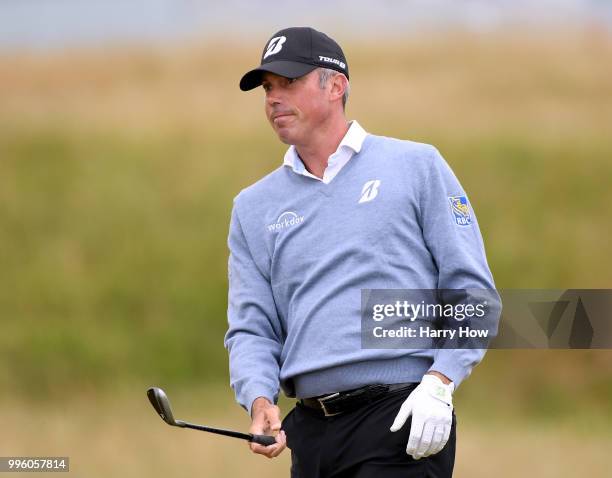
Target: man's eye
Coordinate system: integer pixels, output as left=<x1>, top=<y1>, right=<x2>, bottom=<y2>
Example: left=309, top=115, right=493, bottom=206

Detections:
left=288, top=78, right=297, bottom=84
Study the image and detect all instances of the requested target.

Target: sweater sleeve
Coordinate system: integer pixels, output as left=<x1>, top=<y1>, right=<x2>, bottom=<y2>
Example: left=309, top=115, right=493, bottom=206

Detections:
left=224, top=198, right=283, bottom=415
left=418, top=147, right=502, bottom=387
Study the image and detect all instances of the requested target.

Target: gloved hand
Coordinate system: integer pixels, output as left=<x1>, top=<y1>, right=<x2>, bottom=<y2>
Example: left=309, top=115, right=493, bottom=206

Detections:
left=389, top=374, right=454, bottom=460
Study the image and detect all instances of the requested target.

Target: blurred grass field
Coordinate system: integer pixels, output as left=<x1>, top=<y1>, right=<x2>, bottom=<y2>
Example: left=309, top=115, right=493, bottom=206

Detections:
left=1, top=30, right=612, bottom=476
left=0, top=382, right=610, bottom=478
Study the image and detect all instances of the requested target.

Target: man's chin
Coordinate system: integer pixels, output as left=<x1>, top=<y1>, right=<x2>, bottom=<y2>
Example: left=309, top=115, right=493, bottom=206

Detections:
left=277, top=136, right=294, bottom=145
left=274, top=129, right=296, bottom=145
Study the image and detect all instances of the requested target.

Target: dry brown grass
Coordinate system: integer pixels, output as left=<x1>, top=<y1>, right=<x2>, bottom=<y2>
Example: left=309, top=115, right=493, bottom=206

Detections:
left=1, top=385, right=609, bottom=478
left=1, top=30, right=610, bottom=139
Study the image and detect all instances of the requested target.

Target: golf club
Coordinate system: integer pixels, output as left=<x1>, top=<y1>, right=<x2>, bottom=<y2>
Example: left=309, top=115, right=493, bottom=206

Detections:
left=147, top=387, right=277, bottom=446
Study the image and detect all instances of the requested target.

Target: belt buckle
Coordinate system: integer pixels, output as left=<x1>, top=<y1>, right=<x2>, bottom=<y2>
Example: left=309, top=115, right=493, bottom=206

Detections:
left=317, top=392, right=341, bottom=417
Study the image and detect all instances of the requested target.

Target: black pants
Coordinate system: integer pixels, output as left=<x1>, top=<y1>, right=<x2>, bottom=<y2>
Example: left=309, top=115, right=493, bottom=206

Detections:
left=281, top=384, right=456, bottom=477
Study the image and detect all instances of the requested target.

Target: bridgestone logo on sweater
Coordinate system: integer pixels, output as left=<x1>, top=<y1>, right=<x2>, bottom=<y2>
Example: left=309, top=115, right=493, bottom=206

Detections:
left=358, top=180, right=381, bottom=204
left=267, top=211, right=305, bottom=232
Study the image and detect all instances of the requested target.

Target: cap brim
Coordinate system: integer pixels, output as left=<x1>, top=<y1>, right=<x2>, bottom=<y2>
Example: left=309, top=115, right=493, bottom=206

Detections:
left=239, top=61, right=318, bottom=91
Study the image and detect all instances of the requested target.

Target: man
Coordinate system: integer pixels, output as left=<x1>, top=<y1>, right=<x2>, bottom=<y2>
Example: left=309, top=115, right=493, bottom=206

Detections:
left=225, top=27, right=500, bottom=477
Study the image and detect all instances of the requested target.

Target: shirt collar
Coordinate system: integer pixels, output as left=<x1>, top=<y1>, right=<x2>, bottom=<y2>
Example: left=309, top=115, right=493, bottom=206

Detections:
left=338, top=119, right=368, bottom=154
left=283, top=120, right=368, bottom=170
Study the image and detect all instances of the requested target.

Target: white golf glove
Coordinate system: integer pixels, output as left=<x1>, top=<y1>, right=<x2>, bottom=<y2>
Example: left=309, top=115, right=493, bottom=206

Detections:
left=389, top=374, right=454, bottom=460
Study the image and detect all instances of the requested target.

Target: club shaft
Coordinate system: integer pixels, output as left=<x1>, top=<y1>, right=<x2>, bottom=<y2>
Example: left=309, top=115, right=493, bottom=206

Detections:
left=177, top=421, right=276, bottom=446
left=178, top=420, right=253, bottom=441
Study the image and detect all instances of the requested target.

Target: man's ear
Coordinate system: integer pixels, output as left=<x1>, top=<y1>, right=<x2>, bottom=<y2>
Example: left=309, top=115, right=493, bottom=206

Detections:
left=329, top=74, right=348, bottom=103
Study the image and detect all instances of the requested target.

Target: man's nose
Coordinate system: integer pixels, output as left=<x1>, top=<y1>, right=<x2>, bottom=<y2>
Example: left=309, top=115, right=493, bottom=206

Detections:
left=266, top=87, right=282, bottom=106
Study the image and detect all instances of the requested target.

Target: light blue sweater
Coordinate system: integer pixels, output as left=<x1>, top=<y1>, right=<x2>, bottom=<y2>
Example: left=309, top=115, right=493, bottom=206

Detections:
left=225, top=134, right=499, bottom=413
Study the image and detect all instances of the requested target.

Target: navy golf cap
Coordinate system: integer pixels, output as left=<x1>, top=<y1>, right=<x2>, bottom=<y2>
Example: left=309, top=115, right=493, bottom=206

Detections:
left=239, top=27, right=349, bottom=91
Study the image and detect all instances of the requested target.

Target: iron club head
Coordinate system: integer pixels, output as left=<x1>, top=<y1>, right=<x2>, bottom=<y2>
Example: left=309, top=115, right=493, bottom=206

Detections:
left=147, top=387, right=183, bottom=427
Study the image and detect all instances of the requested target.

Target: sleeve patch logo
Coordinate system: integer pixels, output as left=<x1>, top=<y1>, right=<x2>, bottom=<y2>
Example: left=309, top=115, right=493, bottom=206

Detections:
left=448, top=195, right=472, bottom=226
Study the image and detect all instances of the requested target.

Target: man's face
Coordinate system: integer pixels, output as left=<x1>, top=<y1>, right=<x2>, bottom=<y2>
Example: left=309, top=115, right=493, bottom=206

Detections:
left=262, top=70, right=330, bottom=146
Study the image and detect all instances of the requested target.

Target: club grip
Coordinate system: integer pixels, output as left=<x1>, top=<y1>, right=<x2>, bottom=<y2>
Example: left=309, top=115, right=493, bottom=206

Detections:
left=250, top=434, right=277, bottom=446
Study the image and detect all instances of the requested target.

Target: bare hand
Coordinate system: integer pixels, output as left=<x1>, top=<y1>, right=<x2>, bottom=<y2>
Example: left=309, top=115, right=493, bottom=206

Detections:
left=248, top=397, right=287, bottom=458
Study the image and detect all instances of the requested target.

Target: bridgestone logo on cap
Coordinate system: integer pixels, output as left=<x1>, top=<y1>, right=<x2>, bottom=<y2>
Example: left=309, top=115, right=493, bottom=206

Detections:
left=264, top=36, right=287, bottom=59
left=319, top=56, right=346, bottom=69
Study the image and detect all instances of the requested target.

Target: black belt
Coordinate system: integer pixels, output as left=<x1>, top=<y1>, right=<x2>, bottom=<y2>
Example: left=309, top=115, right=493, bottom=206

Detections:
left=300, top=382, right=416, bottom=417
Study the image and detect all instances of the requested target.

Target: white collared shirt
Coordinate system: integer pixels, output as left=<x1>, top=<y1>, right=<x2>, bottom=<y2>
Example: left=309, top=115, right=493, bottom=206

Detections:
left=282, top=120, right=368, bottom=184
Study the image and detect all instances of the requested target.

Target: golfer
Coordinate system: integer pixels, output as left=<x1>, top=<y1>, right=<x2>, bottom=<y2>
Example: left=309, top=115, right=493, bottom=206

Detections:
left=225, top=27, right=500, bottom=477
